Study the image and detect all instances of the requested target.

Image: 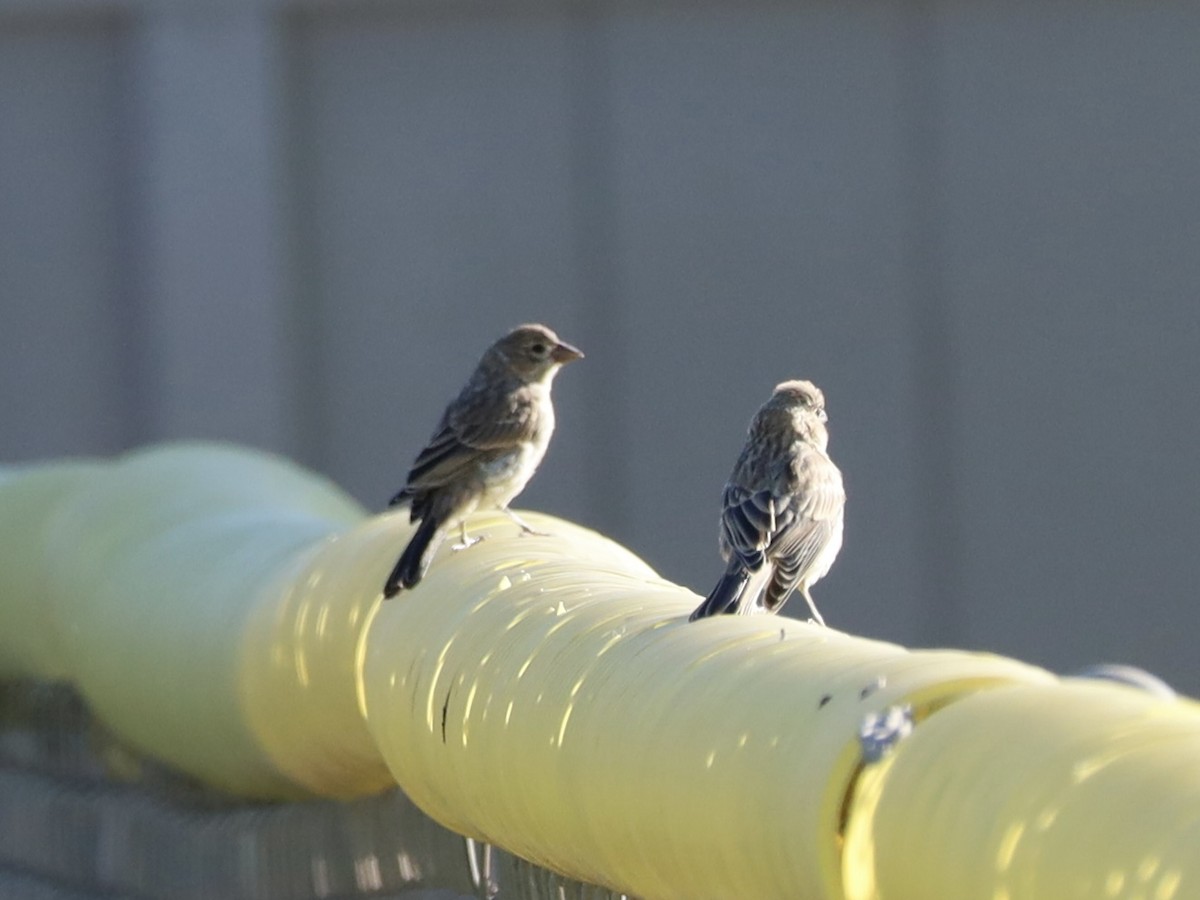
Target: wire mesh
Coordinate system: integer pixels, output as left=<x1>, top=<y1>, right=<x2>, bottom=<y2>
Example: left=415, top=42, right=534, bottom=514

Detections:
left=0, top=681, right=628, bottom=900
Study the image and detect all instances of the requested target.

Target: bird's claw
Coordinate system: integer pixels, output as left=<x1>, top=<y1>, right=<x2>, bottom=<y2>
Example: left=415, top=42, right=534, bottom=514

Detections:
left=451, top=535, right=485, bottom=552
left=503, top=509, right=549, bottom=537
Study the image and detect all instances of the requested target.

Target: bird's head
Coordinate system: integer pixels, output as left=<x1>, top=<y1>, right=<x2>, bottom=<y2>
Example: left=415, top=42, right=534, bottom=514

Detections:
left=763, top=379, right=830, bottom=447
left=489, top=324, right=585, bottom=383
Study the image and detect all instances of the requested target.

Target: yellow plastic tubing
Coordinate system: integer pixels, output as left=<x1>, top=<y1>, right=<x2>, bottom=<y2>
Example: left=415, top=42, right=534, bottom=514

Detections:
left=2, top=443, right=1199, bottom=899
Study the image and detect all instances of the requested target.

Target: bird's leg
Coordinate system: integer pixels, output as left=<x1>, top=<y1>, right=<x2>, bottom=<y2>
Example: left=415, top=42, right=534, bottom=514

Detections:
left=801, top=588, right=827, bottom=628
left=451, top=520, right=484, bottom=552
left=504, top=508, right=549, bottom=537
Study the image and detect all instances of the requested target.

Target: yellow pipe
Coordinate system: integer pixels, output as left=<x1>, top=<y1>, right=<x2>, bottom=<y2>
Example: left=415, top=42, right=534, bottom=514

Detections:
left=843, top=681, right=1200, bottom=900
left=0, top=460, right=101, bottom=680
left=36, top=443, right=367, bottom=798
left=361, top=524, right=1055, bottom=899
left=1, top=442, right=1198, bottom=899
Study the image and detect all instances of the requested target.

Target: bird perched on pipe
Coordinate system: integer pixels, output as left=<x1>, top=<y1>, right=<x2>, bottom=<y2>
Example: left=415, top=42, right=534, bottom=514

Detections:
left=689, top=380, right=844, bottom=624
left=383, top=324, right=584, bottom=598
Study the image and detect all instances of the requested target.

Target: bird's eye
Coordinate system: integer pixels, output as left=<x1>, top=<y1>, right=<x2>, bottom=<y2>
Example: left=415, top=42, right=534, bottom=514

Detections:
left=530, top=342, right=549, bottom=356
left=815, top=408, right=827, bottom=422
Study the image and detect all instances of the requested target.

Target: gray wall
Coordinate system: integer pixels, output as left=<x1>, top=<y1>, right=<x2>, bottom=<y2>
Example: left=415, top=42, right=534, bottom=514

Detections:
left=3, top=1, right=1200, bottom=692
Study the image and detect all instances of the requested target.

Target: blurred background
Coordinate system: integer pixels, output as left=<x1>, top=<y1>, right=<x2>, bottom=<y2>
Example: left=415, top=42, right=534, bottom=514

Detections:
left=3, top=0, right=1200, bottom=693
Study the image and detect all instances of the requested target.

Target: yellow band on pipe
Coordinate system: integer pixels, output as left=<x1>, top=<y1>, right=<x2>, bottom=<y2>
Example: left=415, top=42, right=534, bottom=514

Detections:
left=1, top=443, right=1198, bottom=899
left=37, top=443, right=368, bottom=798
left=844, top=681, right=1200, bottom=900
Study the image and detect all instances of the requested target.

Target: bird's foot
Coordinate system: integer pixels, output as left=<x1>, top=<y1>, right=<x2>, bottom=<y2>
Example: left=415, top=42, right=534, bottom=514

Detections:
left=451, top=534, right=485, bottom=552
left=504, top=509, right=549, bottom=537
left=798, top=587, right=828, bottom=628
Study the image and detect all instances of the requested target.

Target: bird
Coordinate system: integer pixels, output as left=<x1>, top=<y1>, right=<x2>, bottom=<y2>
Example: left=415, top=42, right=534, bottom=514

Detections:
left=689, top=379, right=844, bottom=624
left=382, top=324, right=584, bottom=598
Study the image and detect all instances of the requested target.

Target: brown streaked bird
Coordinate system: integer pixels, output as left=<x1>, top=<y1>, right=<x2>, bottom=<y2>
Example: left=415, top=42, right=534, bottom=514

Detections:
left=382, top=324, right=584, bottom=598
left=689, top=379, right=844, bottom=624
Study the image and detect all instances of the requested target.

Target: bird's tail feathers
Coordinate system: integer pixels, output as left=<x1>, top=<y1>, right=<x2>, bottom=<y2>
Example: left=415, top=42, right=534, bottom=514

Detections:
left=689, top=568, right=752, bottom=621
left=383, top=516, right=441, bottom=598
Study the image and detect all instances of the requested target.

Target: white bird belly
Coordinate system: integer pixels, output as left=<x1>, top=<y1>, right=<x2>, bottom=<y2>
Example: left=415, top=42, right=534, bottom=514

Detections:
left=477, top=438, right=546, bottom=511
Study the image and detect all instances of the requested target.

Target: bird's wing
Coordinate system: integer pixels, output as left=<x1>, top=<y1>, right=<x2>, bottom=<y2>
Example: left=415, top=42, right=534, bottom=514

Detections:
left=765, top=518, right=839, bottom=601
left=400, top=387, right=538, bottom=493
left=761, top=449, right=844, bottom=606
left=719, top=483, right=777, bottom=571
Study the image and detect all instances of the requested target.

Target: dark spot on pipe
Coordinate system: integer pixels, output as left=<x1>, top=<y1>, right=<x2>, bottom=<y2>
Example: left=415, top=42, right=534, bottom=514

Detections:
left=860, top=676, right=886, bottom=700
left=442, top=690, right=451, bottom=743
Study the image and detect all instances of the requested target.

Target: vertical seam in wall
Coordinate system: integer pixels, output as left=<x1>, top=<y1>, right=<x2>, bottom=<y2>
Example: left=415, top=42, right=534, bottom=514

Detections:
left=565, top=0, right=632, bottom=535
left=903, top=0, right=962, bottom=644
left=112, top=11, right=156, bottom=448
left=278, top=8, right=330, bottom=476
left=256, top=5, right=301, bottom=459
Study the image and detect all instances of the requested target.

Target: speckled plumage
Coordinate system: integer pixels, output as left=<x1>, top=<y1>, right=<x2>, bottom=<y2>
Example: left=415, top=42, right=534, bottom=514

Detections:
left=383, top=324, right=583, bottom=597
left=689, top=380, right=845, bottom=624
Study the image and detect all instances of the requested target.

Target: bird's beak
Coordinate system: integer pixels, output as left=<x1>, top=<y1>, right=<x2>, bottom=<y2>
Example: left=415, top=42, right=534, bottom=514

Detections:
left=551, top=341, right=585, bottom=363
